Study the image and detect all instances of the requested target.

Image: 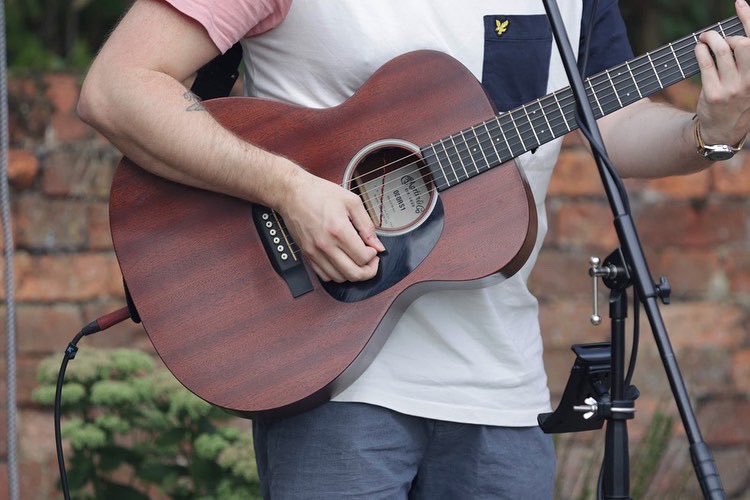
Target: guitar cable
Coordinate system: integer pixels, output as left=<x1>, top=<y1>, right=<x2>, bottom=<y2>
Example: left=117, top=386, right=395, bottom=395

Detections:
left=55, top=306, right=133, bottom=500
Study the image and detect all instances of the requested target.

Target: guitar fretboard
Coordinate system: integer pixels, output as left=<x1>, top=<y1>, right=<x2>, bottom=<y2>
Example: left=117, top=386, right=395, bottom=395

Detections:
left=421, top=16, right=745, bottom=190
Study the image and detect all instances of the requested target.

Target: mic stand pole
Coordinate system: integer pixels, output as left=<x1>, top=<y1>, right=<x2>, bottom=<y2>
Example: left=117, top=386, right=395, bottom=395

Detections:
left=542, top=1, right=725, bottom=498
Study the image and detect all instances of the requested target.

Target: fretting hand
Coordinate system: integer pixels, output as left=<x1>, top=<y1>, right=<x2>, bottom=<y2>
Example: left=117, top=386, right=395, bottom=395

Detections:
left=694, top=0, right=750, bottom=146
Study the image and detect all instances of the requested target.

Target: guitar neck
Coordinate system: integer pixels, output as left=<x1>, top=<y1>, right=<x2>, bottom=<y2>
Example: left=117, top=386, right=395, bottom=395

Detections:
left=422, top=15, right=746, bottom=190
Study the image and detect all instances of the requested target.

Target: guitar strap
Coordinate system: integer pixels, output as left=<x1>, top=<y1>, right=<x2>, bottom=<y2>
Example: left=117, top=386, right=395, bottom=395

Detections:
left=190, top=42, right=244, bottom=100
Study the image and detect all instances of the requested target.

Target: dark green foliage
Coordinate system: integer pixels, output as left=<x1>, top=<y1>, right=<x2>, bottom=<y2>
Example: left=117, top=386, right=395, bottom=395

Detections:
left=33, top=347, right=262, bottom=499
left=620, top=0, right=738, bottom=54
left=6, top=0, right=127, bottom=70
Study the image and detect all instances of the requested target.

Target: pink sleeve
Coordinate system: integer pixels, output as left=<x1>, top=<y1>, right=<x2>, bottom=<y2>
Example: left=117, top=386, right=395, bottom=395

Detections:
left=162, top=0, right=291, bottom=53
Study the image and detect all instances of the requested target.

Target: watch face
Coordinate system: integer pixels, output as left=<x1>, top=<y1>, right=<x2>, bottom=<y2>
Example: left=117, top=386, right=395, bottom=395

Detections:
left=706, top=149, right=735, bottom=161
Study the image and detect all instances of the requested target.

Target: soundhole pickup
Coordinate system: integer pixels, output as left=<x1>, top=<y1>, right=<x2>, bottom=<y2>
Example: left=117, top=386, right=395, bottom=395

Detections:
left=251, top=205, right=313, bottom=298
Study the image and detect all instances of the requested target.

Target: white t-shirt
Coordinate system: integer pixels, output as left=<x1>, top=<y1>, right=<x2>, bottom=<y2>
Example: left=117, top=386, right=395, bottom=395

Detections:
left=168, top=0, right=591, bottom=426
left=239, top=0, right=584, bottom=426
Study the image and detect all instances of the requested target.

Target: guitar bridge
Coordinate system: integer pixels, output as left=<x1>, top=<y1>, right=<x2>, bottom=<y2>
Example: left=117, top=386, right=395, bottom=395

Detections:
left=252, top=205, right=313, bottom=298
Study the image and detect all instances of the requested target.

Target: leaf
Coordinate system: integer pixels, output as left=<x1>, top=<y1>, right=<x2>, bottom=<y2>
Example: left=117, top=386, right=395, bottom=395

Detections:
left=136, top=462, right=185, bottom=484
left=99, top=479, right=150, bottom=500
left=97, top=445, right=142, bottom=471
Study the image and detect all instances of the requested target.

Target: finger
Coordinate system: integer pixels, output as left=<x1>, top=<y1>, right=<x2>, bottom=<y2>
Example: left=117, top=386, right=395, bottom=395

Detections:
left=347, top=196, right=386, bottom=252
left=700, top=30, right=739, bottom=84
left=727, top=36, right=750, bottom=74
left=309, top=252, right=346, bottom=283
left=736, top=0, right=750, bottom=39
left=695, top=39, right=721, bottom=90
left=309, top=261, right=332, bottom=282
left=327, top=247, right=378, bottom=282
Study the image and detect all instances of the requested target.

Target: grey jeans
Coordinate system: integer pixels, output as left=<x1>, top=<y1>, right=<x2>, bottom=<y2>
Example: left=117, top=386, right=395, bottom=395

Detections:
left=253, top=402, right=555, bottom=499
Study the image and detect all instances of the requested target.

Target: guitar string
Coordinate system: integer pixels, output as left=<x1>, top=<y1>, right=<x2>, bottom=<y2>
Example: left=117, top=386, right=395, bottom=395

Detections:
left=282, top=52, right=696, bottom=259
left=280, top=18, right=742, bottom=254
left=354, top=48, right=709, bottom=202
left=349, top=18, right=742, bottom=200
left=344, top=16, right=742, bottom=192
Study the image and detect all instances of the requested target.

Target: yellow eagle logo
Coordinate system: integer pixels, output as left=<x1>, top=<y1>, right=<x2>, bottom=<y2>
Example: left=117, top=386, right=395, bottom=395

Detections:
left=495, top=19, right=510, bottom=37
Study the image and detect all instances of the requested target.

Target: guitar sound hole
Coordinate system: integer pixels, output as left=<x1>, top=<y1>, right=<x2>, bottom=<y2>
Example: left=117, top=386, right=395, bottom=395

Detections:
left=346, top=141, right=437, bottom=236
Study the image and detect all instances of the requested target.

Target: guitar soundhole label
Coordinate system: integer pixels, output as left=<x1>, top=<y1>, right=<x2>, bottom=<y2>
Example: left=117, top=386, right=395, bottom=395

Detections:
left=345, top=140, right=436, bottom=236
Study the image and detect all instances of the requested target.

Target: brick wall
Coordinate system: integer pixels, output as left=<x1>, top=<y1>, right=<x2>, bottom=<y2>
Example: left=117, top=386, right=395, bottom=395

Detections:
left=1, top=74, right=748, bottom=498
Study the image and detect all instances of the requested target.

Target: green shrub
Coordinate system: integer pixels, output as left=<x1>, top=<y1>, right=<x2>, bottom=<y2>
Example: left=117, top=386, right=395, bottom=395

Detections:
left=33, top=347, right=261, bottom=499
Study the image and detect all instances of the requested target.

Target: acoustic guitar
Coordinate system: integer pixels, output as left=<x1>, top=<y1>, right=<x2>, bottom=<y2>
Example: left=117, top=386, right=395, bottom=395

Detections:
left=109, top=16, right=744, bottom=418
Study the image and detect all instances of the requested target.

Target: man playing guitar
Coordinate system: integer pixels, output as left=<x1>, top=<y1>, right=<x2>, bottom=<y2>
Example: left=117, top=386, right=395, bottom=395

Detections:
left=79, top=0, right=750, bottom=497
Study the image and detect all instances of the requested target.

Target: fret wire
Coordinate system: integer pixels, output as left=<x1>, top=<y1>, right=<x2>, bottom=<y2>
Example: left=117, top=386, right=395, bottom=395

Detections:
left=437, top=140, right=459, bottom=186
left=428, top=144, right=450, bottom=188
left=421, top=148, right=450, bottom=190
left=420, top=16, right=744, bottom=183
left=494, top=116, right=514, bottom=158
left=587, top=79, right=603, bottom=117
left=526, top=99, right=549, bottom=138
left=507, top=112, right=527, bottom=151
left=459, top=129, right=482, bottom=174
left=604, top=69, right=623, bottom=108
left=522, top=105, right=541, bottom=146
left=646, top=52, right=664, bottom=89
left=440, top=138, right=463, bottom=184
left=449, top=134, right=471, bottom=179
left=668, top=42, right=686, bottom=79
left=482, top=122, right=504, bottom=163
left=470, top=127, right=492, bottom=171
left=537, top=97, right=555, bottom=138
left=718, top=21, right=727, bottom=38
left=552, top=91, right=572, bottom=132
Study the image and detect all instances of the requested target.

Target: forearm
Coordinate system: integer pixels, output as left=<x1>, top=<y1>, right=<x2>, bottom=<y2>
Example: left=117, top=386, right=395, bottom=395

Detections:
left=79, top=66, right=303, bottom=209
left=598, top=99, right=708, bottom=179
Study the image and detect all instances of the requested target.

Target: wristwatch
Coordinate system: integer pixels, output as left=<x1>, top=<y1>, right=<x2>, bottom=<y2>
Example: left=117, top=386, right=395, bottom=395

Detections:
left=694, top=119, right=746, bottom=161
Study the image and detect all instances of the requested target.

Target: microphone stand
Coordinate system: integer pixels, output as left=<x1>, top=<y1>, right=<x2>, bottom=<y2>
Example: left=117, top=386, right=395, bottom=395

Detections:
left=541, top=1, right=725, bottom=498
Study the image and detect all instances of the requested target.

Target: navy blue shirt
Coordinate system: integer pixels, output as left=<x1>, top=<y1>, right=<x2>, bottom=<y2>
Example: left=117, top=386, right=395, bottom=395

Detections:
left=482, top=0, right=633, bottom=111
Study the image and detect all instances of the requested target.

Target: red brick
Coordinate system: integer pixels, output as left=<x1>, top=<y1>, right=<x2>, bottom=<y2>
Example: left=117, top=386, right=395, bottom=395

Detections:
left=0, top=380, right=6, bottom=457
left=539, top=299, right=606, bottom=349
left=88, top=202, right=113, bottom=250
left=15, top=304, right=83, bottom=354
left=553, top=201, right=618, bottom=250
left=8, top=149, right=39, bottom=189
left=42, top=148, right=117, bottom=198
left=0, top=463, right=6, bottom=494
left=528, top=250, right=592, bottom=300
left=726, top=249, right=750, bottom=294
left=660, top=302, right=744, bottom=350
left=50, top=112, right=91, bottom=143
left=0, top=253, right=31, bottom=301
left=43, top=74, right=79, bottom=115
left=701, top=398, right=750, bottom=446
left=656, top=248, right=721, bottom=298
left=713, top=152, right=750, bottom=195
left=643, top=169, right=710, bottom=200
left=19, top=410, right=57, bottom=495
left=731, top=350, right=750, bottom=390
left=7, top=252, right=123, bottom=302
left=16, top=355, right=44, bottom=406
left=713, top=447, right=750, bottom=497
left=548, top=149, right=602, bottom=196
left=13, top=194, right=88, bottom=251
left=635, top=201, right=746, bottom=249
left=7, top=77, right=51, bottom=142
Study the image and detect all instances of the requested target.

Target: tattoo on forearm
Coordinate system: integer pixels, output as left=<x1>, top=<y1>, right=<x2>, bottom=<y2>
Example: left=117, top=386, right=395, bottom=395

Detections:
left=183, top=91, right=205, bottom=111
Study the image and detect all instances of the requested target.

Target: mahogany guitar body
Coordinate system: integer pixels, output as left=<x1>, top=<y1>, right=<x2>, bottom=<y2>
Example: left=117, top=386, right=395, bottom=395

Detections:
left=109, top=51, right=537, bottom=418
